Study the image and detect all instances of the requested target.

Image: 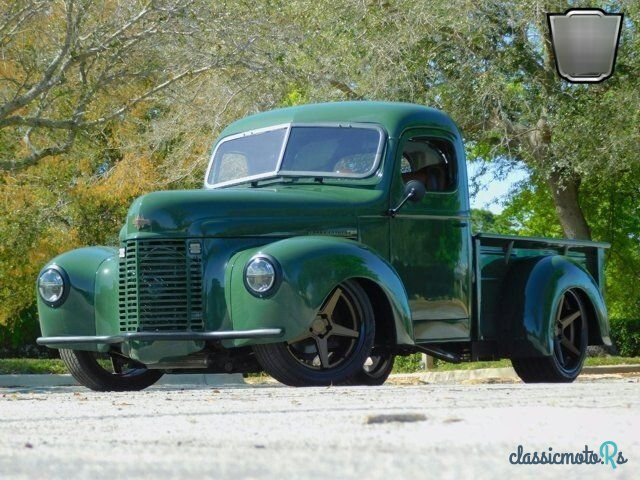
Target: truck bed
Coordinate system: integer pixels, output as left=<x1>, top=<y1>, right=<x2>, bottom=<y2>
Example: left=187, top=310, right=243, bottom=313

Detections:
left=473, top=233, right=609, bottom=341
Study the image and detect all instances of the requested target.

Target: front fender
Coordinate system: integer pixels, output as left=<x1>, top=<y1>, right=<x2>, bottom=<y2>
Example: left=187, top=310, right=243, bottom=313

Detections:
left=226, top=236, right=413, bottom=348
left=37, top=247, right=117, bottom=351
left=502, top=255, right=610, bottom=358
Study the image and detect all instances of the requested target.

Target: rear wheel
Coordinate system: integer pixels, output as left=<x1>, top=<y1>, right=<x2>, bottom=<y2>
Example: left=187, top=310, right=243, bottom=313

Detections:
left=512, top=289, right=588, bottom=383
left=339, top=352, right=395, bottom=386
left=253, top=280, right=375, bottom=386
left=59, top=349, right=163, bottom=391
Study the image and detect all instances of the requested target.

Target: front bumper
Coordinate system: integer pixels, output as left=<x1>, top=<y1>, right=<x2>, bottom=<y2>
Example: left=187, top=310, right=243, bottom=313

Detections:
left=37, top=328, right=284, bottom=347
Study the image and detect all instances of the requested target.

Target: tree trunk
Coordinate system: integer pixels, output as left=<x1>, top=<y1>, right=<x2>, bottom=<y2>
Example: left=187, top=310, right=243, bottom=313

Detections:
left=546, top=171, right=592, bottom=240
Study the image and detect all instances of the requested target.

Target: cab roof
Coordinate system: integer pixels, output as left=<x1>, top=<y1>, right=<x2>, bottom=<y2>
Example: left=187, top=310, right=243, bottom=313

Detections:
left=218, top=101, right=461, bottom=140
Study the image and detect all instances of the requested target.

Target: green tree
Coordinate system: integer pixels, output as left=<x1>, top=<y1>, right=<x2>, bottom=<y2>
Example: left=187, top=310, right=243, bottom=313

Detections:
left=0, top=0, right=276, bottom=171
left=1, top=0, right=639, bottom=350
left=494, top=173, right=640, bottom=320
left=274, top=0, right=639, bottom=241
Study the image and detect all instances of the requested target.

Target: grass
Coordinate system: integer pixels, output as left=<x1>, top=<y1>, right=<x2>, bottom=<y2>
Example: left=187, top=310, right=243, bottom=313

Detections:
left=392, top=353, right=640, bottom=374
left=584, top=356, right=640, bottom=366
left=0, top=358, right=67, bottom=374
left=0, top=355, right=639, bottom=375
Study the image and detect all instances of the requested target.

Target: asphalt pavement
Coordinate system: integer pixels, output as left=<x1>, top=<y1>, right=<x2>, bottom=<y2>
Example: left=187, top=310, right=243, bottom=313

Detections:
left=1, top=375, right=638, bottom=480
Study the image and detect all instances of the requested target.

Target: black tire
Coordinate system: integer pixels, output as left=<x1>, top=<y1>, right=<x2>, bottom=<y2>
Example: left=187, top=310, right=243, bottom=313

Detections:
left=339, top=352, right=395, bottom=386
left=253, top=280, right=375, bottom=386
left=512, top=289, right=588, bottom=383
left=59, top=349, right=163, bottom=391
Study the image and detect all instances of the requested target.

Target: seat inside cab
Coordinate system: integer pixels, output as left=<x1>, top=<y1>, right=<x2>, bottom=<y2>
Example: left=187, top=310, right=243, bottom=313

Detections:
left=400, top=138, right=455, bottom=192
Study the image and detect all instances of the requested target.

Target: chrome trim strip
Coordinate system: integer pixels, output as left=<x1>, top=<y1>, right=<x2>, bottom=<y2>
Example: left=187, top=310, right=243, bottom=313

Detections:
left=204, top=123, right=386, bottom=189
left=37, top=328, right=285, bottom=345
left=204, top=123, right=290, bottom=189
left=274, top=123, right=292, bottom=173
left=392, top=214, right=470, bottom=221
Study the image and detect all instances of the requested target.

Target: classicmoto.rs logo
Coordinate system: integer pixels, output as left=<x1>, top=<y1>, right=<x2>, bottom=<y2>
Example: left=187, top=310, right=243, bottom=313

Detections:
left=509, top=441, right=628, bottom=469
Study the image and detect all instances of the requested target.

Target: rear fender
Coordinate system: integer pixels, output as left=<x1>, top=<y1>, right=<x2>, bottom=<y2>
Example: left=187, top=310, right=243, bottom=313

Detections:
left=501, top=255, right=610, bottom=358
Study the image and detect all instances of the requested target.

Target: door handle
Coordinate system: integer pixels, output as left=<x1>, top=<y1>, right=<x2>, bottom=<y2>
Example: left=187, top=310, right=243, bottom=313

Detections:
left=453, top=222, right=468, bottom=228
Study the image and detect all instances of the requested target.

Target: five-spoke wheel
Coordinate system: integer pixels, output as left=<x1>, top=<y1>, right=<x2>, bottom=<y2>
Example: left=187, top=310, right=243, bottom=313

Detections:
left=552, top=289, right=587, bottom=373
left=253, top=280, right=375, bottom=386
left=512, top=289, right=588, bottom=383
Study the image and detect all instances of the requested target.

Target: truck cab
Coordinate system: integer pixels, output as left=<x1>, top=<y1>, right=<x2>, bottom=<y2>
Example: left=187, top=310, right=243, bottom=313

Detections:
left=36, top=102, right=611, bottom=390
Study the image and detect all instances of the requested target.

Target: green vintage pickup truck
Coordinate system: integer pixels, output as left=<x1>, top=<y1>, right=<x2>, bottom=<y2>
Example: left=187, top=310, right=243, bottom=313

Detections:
left=36, top=102, right=611, bottom=390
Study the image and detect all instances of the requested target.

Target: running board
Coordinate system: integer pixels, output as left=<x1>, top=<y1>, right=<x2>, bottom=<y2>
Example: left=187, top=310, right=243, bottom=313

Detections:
left=413, top=344, right=462, bottom=364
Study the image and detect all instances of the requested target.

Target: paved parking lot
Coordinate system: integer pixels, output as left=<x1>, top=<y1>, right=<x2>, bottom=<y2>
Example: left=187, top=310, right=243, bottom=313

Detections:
left=1, top=377, right=638, bottom=479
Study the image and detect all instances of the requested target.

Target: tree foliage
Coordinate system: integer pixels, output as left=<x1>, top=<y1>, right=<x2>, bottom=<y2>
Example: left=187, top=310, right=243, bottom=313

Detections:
left=0, top=0, right=291, bottom=171
left=479, top=171, right=640, bottom=319
left=0, top=0, right=638, bottom=352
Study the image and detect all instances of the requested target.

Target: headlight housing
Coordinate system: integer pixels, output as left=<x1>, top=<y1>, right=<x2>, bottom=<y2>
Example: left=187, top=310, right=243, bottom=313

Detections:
left=38, top=267, right=68, bottom=307
left=244, top=255, right=280, bottom=297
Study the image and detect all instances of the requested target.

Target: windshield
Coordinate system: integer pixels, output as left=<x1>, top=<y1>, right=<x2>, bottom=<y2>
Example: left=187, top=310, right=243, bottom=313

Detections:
left=206, top=124, right=384, bottom=188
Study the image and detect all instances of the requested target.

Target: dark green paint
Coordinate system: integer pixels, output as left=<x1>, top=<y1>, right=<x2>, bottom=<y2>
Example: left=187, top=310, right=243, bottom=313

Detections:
left=217, top=101, right=459, bottom=143
left=121, top=339, right=205, bottom=366
left=475, top=233, right=610, bottom=350
left=498, top=255, right=610, bottom=357
left=38, top=247, right=116, bottom=352
left=36, top=101, right=611, bottom=366
left=226, top=236, right=413, bottom=349
left=122, top=186, right=384, bottom=239
left=389, top=127, right=472, bottom=341
left=95, top=256, right=120, bottom=337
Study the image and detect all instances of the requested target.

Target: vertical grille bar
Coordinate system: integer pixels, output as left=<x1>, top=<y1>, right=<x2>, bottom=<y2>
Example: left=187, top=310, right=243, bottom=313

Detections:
left=188, top=251, right=204, bottom=331
left=118, top=240, right=139, bottom=332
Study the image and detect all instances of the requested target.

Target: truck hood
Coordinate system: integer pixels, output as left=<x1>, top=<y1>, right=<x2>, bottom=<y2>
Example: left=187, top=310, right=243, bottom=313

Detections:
left=122, top=185, right=387, bottom=238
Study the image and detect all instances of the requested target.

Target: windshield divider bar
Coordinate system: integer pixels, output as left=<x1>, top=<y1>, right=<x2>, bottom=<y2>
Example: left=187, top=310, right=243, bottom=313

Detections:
left=274, top=123, right=292, bottom=174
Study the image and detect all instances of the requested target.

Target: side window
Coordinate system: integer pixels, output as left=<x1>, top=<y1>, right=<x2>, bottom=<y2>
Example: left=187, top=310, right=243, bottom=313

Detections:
left=400, top=137, right=457, bottom=192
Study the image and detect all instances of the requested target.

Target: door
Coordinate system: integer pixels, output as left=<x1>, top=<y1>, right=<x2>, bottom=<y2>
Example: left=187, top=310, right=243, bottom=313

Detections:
left=389, top=128, right=472, bottom=342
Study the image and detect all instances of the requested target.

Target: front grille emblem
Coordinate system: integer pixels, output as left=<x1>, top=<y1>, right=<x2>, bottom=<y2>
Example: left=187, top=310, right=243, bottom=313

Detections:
left=188, top=241, right=202, bottom=255
left=133, top=215, right=151, bottom=230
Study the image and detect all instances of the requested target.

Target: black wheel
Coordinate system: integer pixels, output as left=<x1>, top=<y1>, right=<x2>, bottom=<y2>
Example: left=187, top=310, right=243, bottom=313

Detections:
left=339, top=352, right=395, bottom=386
left=253, top=280, right=375, bottom=386
left=59, top=349, right=163, bottom=391
left=512, top=289, right=588, bottom=383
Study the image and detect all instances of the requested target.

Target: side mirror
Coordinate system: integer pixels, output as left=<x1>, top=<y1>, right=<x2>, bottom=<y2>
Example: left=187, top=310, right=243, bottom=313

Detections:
left=388, top=180, right=426, bottom=217
left=404, top=180, right=426, bottom=203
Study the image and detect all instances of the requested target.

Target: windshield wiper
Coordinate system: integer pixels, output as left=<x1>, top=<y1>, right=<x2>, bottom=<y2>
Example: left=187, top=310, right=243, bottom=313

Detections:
left=249, top=176, right=292, bottom=188
left=248, top=176, right=325, bottom=187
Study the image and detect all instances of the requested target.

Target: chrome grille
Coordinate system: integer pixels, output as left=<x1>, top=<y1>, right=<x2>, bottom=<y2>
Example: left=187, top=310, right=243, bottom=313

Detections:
left=118, top=239, right=204, bottom=332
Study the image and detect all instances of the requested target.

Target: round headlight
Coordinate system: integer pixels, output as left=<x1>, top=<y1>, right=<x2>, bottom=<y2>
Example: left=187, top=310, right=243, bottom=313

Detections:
left=38, top=268, right=67, bottom=306
left=244, top=256, right=279, bottom=296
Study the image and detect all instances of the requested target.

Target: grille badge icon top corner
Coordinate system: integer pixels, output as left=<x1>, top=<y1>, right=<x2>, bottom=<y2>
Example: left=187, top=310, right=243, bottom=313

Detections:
left=547, top=8, right=623, bottom=83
